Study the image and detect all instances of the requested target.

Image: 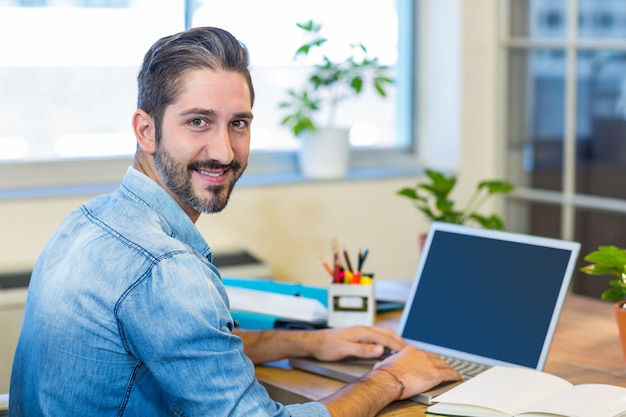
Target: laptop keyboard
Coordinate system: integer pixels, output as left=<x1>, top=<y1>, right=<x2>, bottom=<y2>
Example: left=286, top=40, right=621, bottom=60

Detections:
left=440, top=354, right=491, bottom=379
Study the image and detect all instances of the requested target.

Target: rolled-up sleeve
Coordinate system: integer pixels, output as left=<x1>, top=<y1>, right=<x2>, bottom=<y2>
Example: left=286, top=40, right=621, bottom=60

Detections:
left=285, top=402, right=331, bottom=416
left=118, top=252, right=330, bottom=416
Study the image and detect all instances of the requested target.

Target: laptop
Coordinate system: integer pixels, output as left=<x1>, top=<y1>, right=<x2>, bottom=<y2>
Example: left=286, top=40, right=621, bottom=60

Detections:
left=289, top=222, right=581, bottom=404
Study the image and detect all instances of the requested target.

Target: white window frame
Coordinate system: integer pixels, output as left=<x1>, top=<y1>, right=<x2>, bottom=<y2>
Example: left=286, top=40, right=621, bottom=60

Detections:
left=0, top=0, right=425, bottom=199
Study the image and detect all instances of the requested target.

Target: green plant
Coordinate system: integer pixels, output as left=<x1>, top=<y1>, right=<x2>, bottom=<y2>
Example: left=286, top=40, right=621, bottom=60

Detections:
left=279, top=20, right=394, bottom=137
left=396, top=168, right=515, bottom=230
left=580, top=245, right=626, bottom=302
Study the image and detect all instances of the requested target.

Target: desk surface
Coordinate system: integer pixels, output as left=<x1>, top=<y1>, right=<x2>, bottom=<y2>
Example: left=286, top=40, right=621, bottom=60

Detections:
left=255, top=293, right=626, bottom=416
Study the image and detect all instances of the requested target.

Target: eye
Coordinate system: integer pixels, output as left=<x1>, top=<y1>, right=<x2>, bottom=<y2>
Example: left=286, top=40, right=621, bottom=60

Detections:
left=231, top=120, right=249, bottom=129
left=189, top=118, right=207, bottom=127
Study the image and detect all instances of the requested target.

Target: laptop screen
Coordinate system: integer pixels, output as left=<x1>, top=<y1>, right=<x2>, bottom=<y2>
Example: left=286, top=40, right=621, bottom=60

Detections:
left=398, top=222, right=580, bottom=370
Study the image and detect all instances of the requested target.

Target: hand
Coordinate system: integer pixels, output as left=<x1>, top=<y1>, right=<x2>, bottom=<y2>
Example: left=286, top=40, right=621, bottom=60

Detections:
left=372, top=345, right=462, bottom=399
left=320, top=344, right=462, bottom=415
left=307, top=325, right=406, bottom=362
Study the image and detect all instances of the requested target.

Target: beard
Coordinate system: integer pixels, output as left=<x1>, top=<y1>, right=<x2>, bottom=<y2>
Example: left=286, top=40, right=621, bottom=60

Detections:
left=153, top=144, right=246, bottom=214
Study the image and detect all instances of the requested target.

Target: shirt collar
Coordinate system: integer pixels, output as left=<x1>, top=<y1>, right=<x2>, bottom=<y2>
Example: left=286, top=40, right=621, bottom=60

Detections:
left=120, top=166, right=212, bottom=261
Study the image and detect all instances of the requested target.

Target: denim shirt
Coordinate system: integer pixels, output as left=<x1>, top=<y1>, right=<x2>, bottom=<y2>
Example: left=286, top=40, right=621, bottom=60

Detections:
left=9, top=167, right=330, bottom=417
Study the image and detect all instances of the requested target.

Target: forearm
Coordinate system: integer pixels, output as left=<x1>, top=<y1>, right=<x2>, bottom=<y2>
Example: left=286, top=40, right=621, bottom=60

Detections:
left=320, top=369, right=400, bottom=417
left=234, top=328, right=316, bottom=364
left=234, top=325, right=405, bottom=364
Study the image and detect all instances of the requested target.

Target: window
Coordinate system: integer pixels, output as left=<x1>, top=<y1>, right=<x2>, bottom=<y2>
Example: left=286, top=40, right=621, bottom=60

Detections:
left=502, top=0, right=626, bottom=297
left=0, top=0, right=418, bottom=195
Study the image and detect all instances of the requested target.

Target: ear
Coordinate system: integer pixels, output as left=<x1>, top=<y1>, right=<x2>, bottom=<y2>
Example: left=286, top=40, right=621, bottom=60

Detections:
left=132, top=110, right=157, bottom=154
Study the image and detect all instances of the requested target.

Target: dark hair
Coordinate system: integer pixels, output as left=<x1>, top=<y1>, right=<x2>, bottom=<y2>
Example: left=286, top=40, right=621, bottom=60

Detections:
left=137, top=27, right=254, bottom=138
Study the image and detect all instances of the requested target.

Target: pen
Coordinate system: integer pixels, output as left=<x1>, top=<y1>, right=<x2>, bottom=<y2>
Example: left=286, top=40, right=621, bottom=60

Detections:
left=358, top=248, right=369, bottom=272
left=343, top=249, right=354, bottom=273
left=332, top=238, right=341, bottom=283
left=321, top=257, right=333, bottom=278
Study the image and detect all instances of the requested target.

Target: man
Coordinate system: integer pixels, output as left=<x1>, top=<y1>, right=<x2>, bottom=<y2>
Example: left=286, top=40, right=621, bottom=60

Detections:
left=9, top=27, right=460, bottom=416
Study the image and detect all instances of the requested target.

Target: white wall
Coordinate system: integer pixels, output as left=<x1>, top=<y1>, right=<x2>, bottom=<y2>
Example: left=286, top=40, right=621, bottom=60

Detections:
left=418, top=0, right=462, bottom=171
left=457, top=0, right=501, bottom=204
left=0, top=177, right=432, bottom=286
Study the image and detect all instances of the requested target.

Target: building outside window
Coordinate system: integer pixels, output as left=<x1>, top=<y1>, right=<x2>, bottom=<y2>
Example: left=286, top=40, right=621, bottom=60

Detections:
left=502, top=0, right=626, bottom=297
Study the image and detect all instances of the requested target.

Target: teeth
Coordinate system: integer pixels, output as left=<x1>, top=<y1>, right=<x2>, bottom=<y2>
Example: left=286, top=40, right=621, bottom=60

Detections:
left=199, top=169, right=223, bottom=177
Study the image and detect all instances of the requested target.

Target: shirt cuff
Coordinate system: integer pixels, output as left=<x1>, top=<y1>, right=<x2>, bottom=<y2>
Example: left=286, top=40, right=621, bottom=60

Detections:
left=285, top=402, right=331, bottom=417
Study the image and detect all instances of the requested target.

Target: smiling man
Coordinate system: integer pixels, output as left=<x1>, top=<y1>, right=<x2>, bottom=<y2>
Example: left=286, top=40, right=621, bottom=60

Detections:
left=134, top=69, right=252, bottom=219
left=8, top=27, right=459, bottom=417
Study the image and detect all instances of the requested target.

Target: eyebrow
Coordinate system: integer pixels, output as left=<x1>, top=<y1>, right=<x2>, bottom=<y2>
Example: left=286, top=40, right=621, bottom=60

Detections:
left=180, top=108, right=254, bottom=120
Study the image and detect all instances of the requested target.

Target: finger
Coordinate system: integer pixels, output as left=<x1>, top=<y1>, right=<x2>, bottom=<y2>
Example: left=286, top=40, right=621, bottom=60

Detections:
left=345, top=341, right=386, bottom=358
left=424, top=355, right=454, bottom=371
left=370, top=326, right=406, bottom=343
left=425, top=352, right=451, bottom=364
left=425, top=356, right=461, bottom=379
left=352, top=326, right=406, bottom=351
left=441, top=367, right=463, bottom=381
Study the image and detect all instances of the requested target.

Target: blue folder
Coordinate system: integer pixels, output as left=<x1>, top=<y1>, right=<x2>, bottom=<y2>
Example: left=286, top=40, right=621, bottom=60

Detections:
left=222, top=277, right=328, bottom=329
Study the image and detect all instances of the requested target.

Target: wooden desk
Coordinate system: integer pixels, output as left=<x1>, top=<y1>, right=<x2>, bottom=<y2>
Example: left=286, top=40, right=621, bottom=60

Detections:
left=255, top=293, right=626, bottom=416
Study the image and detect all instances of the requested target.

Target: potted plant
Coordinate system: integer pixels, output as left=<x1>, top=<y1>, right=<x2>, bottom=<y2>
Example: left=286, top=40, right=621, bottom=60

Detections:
left=396, top=168, right=515, bottom=231
left=580, top=245, right=626, bottom=362
left=279, top=20, right=394, bottom=179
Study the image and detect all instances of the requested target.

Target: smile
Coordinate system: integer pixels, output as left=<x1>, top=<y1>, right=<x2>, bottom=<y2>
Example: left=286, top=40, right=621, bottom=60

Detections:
left=198, top=169, right=227, bottom=177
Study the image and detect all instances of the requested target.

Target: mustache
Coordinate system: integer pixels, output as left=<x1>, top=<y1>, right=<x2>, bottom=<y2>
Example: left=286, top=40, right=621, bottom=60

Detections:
left=188, top=160, right=241, bottom=172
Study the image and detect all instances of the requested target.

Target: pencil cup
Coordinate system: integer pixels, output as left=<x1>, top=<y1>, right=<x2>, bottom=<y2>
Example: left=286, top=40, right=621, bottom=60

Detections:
left=327, top=283, right=375, bottom=328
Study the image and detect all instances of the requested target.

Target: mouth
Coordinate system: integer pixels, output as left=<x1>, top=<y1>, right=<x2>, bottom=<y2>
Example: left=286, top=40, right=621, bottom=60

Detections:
left=197, top=168, right=228, bottom=177
left=195, top=167, right=230, bottom=183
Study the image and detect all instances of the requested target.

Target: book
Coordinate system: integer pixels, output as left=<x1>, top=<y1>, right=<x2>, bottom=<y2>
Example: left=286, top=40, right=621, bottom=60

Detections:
left=426, top=366, right=626, bottom=417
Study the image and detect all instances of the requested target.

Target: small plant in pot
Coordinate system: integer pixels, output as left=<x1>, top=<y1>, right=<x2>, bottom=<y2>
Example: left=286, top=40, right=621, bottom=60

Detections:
left=580, top=245, right=626, bottom=362
left=396, top=168, right=515, bottom=232
left=278, top=20, right=394, bottom=179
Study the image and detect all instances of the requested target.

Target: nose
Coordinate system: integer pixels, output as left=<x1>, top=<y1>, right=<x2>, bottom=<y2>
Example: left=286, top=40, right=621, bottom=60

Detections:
left=206, top=125, right=234, bottom=165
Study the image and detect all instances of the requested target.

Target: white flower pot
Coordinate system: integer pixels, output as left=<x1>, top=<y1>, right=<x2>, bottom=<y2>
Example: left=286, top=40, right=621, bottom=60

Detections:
left=298, top=128, right=350, bottom=179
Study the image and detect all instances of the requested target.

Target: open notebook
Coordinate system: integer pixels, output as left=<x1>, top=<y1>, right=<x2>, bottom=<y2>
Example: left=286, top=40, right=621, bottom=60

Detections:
left=289, top=222, right=581, bottom=404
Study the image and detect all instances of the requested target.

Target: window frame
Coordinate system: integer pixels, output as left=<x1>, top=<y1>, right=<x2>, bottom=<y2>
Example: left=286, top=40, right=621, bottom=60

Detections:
left=501, top=0, right=626, bottom=242
left=0, top=0, right=420, bottom=199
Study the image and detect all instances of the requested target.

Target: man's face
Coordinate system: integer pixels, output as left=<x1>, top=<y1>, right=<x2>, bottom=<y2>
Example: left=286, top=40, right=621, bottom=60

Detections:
left=153, top=69, right=253, bottom=214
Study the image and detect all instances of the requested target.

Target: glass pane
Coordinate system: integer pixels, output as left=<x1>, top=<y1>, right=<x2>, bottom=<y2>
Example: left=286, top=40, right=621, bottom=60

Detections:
left=507, top=199, right=562, bottom=239
left=0, top=0, right=184, bottom=163
left=579, top=0, right=626, bottom=39
left=577, top=50, right=626, bottom=198
left=506, top=49, right=566, bottom=191
left=190, top=0, right=401, bottom=152
left=574, top=208, right=626, bottom=298
left=509, top=0, right=566, bottom=39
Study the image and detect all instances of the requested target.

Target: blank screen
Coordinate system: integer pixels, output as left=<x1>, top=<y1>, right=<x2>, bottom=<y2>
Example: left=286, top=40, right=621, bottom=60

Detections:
left=401, top=230, right=573, bottom=368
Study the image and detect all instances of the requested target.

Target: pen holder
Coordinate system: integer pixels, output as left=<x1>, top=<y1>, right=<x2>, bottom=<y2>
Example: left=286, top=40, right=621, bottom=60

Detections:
left=327, top=282, right=375, bottom=328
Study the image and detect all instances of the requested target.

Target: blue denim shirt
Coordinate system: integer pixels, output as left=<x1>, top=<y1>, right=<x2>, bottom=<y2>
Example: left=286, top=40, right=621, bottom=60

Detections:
left=9, top=167, right=329, bottom=417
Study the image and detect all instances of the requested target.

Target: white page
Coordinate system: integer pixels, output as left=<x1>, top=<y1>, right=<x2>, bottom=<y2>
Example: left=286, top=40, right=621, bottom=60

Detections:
left=519, top=384, right=626, bottom=417
left=431, top=366, right=573, bottom=415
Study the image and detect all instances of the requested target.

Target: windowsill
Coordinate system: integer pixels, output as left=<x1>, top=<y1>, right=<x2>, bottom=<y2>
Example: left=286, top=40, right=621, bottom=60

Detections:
left=239, top=166, right=421, bottom=186
left=0, top=166, right=422, bottom=201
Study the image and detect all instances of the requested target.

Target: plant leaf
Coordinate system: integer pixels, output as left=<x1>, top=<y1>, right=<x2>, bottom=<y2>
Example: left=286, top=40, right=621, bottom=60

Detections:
left=477, top=180, right=515, bottom=194
left=470, top=214, right=505, bottom=230
left=601, top=286, right=626, bottom=302
left=581, top=246, right=626, bottom=277
left=397, top=188, right=418, bottom=200
left=350, top=76, right=363, bottom=93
